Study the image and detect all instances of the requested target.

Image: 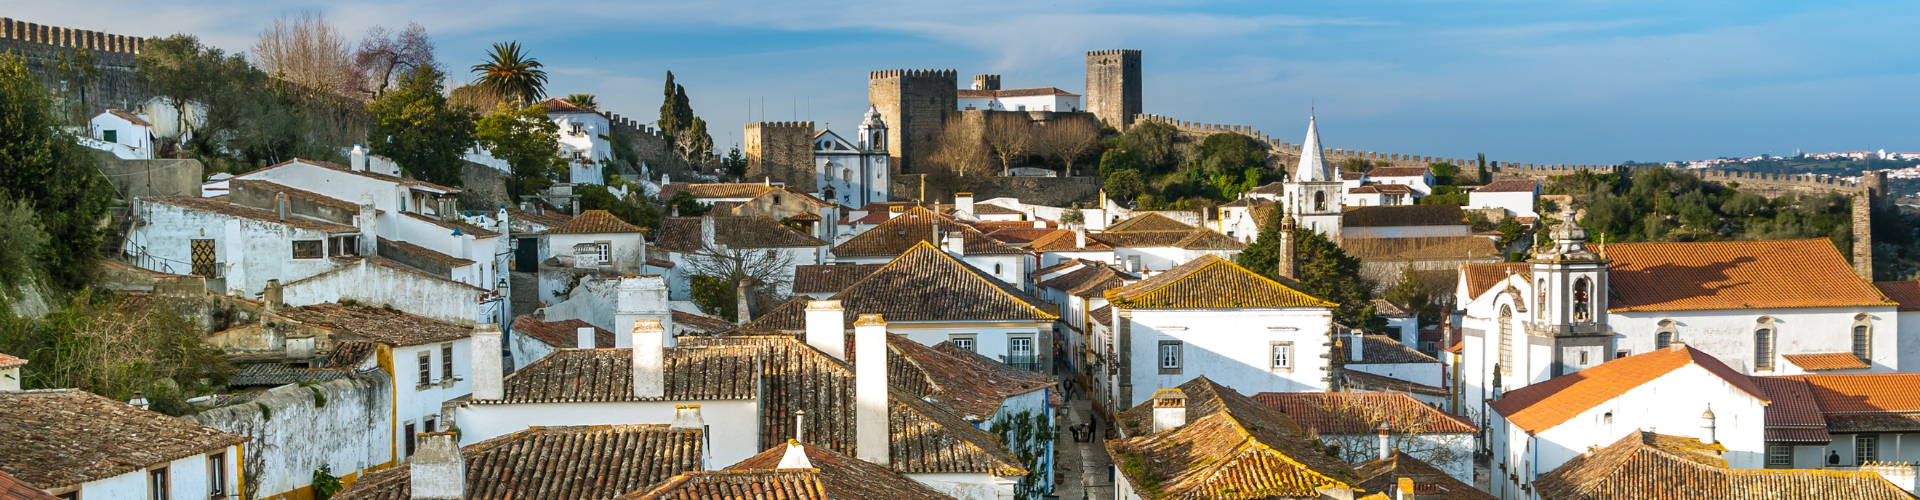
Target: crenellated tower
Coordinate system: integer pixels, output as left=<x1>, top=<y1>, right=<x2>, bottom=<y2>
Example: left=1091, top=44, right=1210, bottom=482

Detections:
left=1085, top=49, right=1141, bottom=131
left=867, top=69, right=957, bottom=175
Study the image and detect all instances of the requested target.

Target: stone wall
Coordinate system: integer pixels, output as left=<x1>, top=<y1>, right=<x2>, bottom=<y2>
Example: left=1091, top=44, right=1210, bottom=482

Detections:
left=744, top=121, right=815, bottom=186
left=603, top=111, right=705, bottom=180
left=185, top=371, right=395, bottom=500
left=869, top=69, right=957, bottom=175
left=0, top=18, right=149, bottom=119
left=1086, top=50, right=1141, bottom=131
left=895, top=174, right=1103, bottom=207
left=457, top=160, right=512, bottom=210
left=90, top=150, right=202, bottom=199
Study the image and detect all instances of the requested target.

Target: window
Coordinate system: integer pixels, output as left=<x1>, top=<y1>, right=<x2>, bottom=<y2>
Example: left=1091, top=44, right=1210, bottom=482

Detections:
left=1536, top=280, right=1548, bottom=320
left=950, top=335, right=976, bottom=353
left=1768, top=445, right=1792, bottom=467
left=1857, top=435, right=1878, bottom=464
left=1270, top=342, right=1293, bottom=369
left=1314, top=191, right=1327, bottom=211
left=1498, top=305, right=1514, bottom=375
left=1755, top=328, right=1774, bottom=370
left=1158, top=341, right=1183, bottom=374
left=993, top=263, right=1003, bottom=275
left=103, top=129, right=117, bottom=143
left=1854, top=324, right=1872, bottom=361
left=570, top=122, right=585, bottom=136
left=404, top=422, right=417, bottom=457
left=56, top=493, right=75, bottom=500
left=1572, top=278, right=1592, bottom=321
left=329, top=235, right=359, bottom=257
left=1656, top=332, right=1672, bottom=349
left=291, top=240, right=324, bottom=259
left=1127, top=255, right=1142, bottom=272
left=774, top=195, right=783, bottom=204
left=425, top=416, right=437, bottom=434
left=842, top=168, right=852, bottom=182
left=209, top=452, right=227, bottom=497
left=441, top=343, right=454, bottom=382
left=1578, top=350, right=1589, bottom=365
left=1616, top=349, right=1631, bottom=359
left=148, top=467, right=168, bottom=500
left=417, top=352, right=431, bottom=386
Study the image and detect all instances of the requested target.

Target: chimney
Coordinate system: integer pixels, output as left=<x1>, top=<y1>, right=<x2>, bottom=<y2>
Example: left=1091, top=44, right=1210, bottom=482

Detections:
left=275, top=192, right=289, bottom=221
left=888, top=205, right=905, bottom=219
left=632, top=319, right=665, bottom=399
left=805, top=300, right=847, bottom=360
left=351, top=144, right=368, bottom=171
left=1151, top=389, right=1186, bottom=433
left=1351, top=333, right=1364, bottom=362
left=699, top=215, right=716, bottom=248
left=1075, top=227, right=1087, bottom=249
left=777, top=441, right=814, bottom=469
left=1701, top=405, right=1717, bottom=444
left=670, top=404, right=704, bottom=430
left=855, top=314, right=889, bottom=466
left=471, top=324, right=503, bottom=400
left=409, top=432, right=465, bottom=500
left=1378, top=422, right=1391, bottom=461
left=576, top=326, right=595, bottom=349
left=1279, top=214, right=1297, bottom=278
left=614, top=275, right=673, bottom=349
left=1396, top=477, right=1416, bottom=500
left=1670, top=341, right=1687, bottom=352
left=955, top=192, right=974, bottom=215
left=944, top=231, right=965, bottom=256
left=262, top=279, right=283, bottom=311
left=358, top=195, right=379, bottom=256
left=736, top=278, right=759, bottom=323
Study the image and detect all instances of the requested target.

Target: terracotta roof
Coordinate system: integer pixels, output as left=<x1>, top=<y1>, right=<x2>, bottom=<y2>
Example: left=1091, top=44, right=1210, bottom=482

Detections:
left=228, top=179, right=365, bottom=213
left=380, top=237, right=475, bottom=267
left=506, top=208, right=573, bottom=229
left=658, top=183, right=775, bottom=201
left=791, top=264, right=885, bottom=295
left=1751, top=377, right=1832, bottom=443
left=479, top=347, right=759, bottom=404
left=333, top=424, right=702, bottom=500
left=1038, top=263, right=1137, bottom=298
left=1105, top=212, right=1195, bottom=232
left=1025, top=229, right=1116, bottom=251
left=970, top=219, right=1057, bottom=231
left=980, top=227, right=1056, bottom=245
left=322, top=340, right=381, bottom=369
left=889, top=338, right=1052, bottom=422
left=1107, top=377, right=1360, bottom=499
left=1249, top=182, right=1287, bottom=195
left=402, top=211, right=501, bottom=238
left=235, top=158, right=458, bottom=193
left=511, top=315, right=615, bottom=349
left=626, top=441, right=954, bottom=500
left=143, top=197, right=361, bottom=233
left=726, top=297, right=810, bottom=333
left=533, top=97, right=597, bottom=114
left=1093, top=228, right=1246, bottom=250
left=832, top=206, right=1024, bottom=256
left=1349, top=183, right=1418, bottom=195
left=1474, top=179, right=1539, bottom=193
left=1792, top=373, right=1920, bottom=414
left=0, top=352, right=22, bottom=370
left=964, top=203, right=1023, bottom=215
left=1031, top=258, right=1093, bottom=278
left=0, top=470, right=59, bottom=500
left=1345, top=236, right=1499, bottom=261
left=1532, top=431, right=1912, bottom=500
left=1090, top=304, right=1114, bottom=327
left=1355, top=452, right=1497, bottom=500
left=1340, top=369, right=1451, bottom=397
left=1337, top=335, right=1439, bottom=364
left=1601, top=239, right=1895, bottom=312
left=544, top=209, right=643, bottom=234
left=1368, top=167, right=1430, bottom=178
left=671, top=311, right=736, bottom=335
left=1461, top=263, right=1530, bottom=299
left=0, top=390, right=249, bottom=489
left=1372, top=298, right=1413, bottom=317
left=653, top=216, right=826, bottom=252
left=1782, top=353, right=1871, bottom=371
left=1489, top=346, right=1769, bottom=435
left=747, top=243, right=1055, bottom=327
left=954, top=86, right=1079, bottom=98
left=1343, top=205, right=1466, bottom=228
left=1109, top=254, right=1337, bottom=309
left=1875, top=281, right=1920, bottom=311
left=1253, top=392, right=1477, bottom=435
left=229, top=362, right=351, bottom=388
left=1340, top=172, right=1365, bottom=181
left=276, top=303, right=474, bottom=347
left=98, top=108, right=151, bottom=127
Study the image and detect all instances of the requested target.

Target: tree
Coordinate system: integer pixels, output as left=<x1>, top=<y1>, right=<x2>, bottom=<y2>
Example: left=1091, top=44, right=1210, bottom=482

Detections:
left=470, top=42, right=548, bottom=103
left=1034, top=118, right=1101, bottom=176
left=1236, top=206, right=1288, bottom=278
left=1383, top=261, right=1436, bottom=326
left=0, top=54, right=111, bottom=289
left=351, top=22, right=437, bottom=97
left=0, top=291, right=233, bottom=416
left=1197, top=133, right=1267, bottom=177
left=721, top=146, right=748, bottom=179
left=1496, top=217, right=1526, bottom=249
left=675, top=116, right=714, bottom=165
left=251, top=12, right=352, bottom=99
left=1061, top=206, right=1086, bottom=226
left=683, top=242, right=794, bottom=322
left=1103, top=169, right=1146, bottom=202
left=1119, top=121, right=1177, bottom=174
left=1294, top=228, right=1373, bottom=326
left=136, top=35, right=227, bottom=143
left=667, top=190, right=712, bottom=217
left=577, top=184, right=660, bottom=232
left=563, top=93, right=598, bottom=110
left=983, top=113, right=1034, bottom=176
left=476, top=101, right=564, bottom=198
left=658, top=72, right=693, bottom=138
left=0, top=195, right=50, bottom=288
left=366, top=66, right=475, bottom=187
left=926, top=115, right=991, bottom=183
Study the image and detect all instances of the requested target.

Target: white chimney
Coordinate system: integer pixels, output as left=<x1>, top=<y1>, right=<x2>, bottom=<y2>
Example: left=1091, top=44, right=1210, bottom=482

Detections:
left=358, top=195, right=378, bottom=256
left=1151, top=389, right=1186, bottom=433
left=1075, top=227, right=1087, bottom=249
left=955, top=192, right=974, bottom=215
left=855, top=314, right=889, bottom=466
left=699, top=215, right=716, bottom=248
left=777, top=441, right=814, bottom=469
left=1033, top=219, right=1046, bottom=229
left=632, top=319, right=665, bottom=399
left=470, top=324, right=503, bottom=401
left=275, top=192, right=289, bottom=221
left=615, top=275, right=673, bottom=349
left=888, top=206, right=905, bottom=219
left=943, top=232, right=965, bottom=256
left=409, top=433, right=464, bottom=500
left=351, top=144, right=368, bottom=171
left=805, top=300, right=847, bottom=360
left=576, top=326, right=595, bottom=349
left=670, top=404, right=704, bottom=430
left=1396, top=478, right=1416, bottom=500
left=1702, top=405, right=1717, bottom=444
left=1378, top=422, right=1391, bottom=461
left=1351, top=334, right=1364, bottom=362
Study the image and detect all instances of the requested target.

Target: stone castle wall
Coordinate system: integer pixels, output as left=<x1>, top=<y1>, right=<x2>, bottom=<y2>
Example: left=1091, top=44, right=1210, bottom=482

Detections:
left=1087, top=50, right=1141, bottom=130
left=895, top=174, right=1103, bottom=207
left=601, top=111, right=708, bottom=178
left=744, top=121, right=815, bottom=186
left=0, top=18, right=150, bottom=118
left=869, top=69, right=957, bottom=175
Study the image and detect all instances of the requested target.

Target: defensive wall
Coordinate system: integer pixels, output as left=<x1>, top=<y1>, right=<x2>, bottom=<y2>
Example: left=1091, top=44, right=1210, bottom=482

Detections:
left=895, top=174, right=1103, bottom=208
left=0, top=18, right=149, bottom=116
left=870, top=69, right=959, bottom=176
left=743, top=121, right=816, bottom=187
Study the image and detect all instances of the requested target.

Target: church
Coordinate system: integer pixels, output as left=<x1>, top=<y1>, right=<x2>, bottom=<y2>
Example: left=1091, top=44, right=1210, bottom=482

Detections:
left=809, top=106, right=891, bottom=207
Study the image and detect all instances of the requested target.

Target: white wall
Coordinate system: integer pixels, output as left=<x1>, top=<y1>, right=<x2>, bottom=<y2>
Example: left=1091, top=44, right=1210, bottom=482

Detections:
left=1612, top=307, right=1899, bottom=374
left=0, top=366, right=20, bottom=391
left=908, top=472, right=1017, bottom=500
left=551, top=112, right=611, bottom=185
left=393, top=341, right=472, bottom=461
left=73, top=446, right=239, bottom=500
left=185, top=374, right=394, bottom=499
left=457, top=399, right=760, bottom=466
left=1470, top=191, right=1538, bottom=218
left=126, top=201, right=347, bottom=296
left=1901, top=310, right=1920, bottom=372
left=1347, top=362, right=1445, bottom=389
left=281, top=259, right=494, bottom=326
left=1126, top=308, right=1333, bottom=405
left=891, top=321, right=1048, bottom=367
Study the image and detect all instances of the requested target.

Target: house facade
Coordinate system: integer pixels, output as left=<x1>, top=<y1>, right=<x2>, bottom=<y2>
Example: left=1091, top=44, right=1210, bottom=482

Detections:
left=0, top=390, right=248, bottom=500
left=812, top=107, right=890, bottom=208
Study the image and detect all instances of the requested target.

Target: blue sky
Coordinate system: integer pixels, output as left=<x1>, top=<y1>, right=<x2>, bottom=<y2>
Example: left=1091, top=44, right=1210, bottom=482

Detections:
left=11, top=0, right=1918, bottom=164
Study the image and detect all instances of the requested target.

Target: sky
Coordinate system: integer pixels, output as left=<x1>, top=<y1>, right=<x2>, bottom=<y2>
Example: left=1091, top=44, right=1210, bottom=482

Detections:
left=8, top=0, right=1918, bottom=164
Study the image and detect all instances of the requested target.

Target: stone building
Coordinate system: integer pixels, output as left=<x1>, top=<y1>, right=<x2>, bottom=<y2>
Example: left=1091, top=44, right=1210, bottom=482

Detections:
left=868, top=69, right=957, bottom=175
left=1085, top=49, right=1142, bottom=131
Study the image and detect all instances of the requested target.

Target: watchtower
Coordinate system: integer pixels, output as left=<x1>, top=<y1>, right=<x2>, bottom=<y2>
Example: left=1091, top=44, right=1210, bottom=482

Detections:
left=972, top=74, right=1000, bottom=91
left=743, top=121, right=815, bottom=186
left=868, top=69, right=957, bottom=175
left=1086, top=50, right=1141, bottom=131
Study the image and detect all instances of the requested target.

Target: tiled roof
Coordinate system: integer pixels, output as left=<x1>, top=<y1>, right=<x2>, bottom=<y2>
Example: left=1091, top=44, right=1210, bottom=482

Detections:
left=1109, top=254, right=1336, bottom=309
left=653, top=216, right=826, bottom=252
left=832, top=206, right=1024, bottom=256
left=1368, top=167, right=1430, bottom=178
left=1349, top=183, right=1418, bottom=195
left=980, top=227, right=1057, bottom=245
left=1461, top=263, right=1530, bottom=299
left=1751, top=377, right=1832, bottom=443
left=0, top=352, right=22, bottom=370
left=228, top=179, right=365, bottom=212
left=1038, top=263, right=1137, bottom=298
left=1345, top=236, right=1498, bottom=261
left=954, top=86, right=1079, bottom=98
left=1532, top=431, right=1911, bottom=500
left=229, top=362, right=351, bottom=388
left=1031, top=258, right=1093, bottom=278
left=543, top=209, right=643, bottom=234
left=1105, top=212, right=1195, bottom=232
left=0, top=470, right=59, bottom=500
left=276, top=303, right=473, bottom=347
left=0, top=390, right=249, bottom=489
left=1372, top=298, right=1413, bottom=317
left=791, top=264, right=885, bottom=295
left=1093, top=228, right=1246, bottom=250
left=380, top=237, right=475, bottom=267
left=100, top=108, right=151, bottom=127
left=1252, top=392, right=1477, bottom=435
left=1340, top=172, right=1365, bottom=181
left=758, top=243, right=1054, bottom=325
left=322, top=341, right=380, bottom=369
left=1475, top=179, right=1538, bottom=193
left=402, top=211, right=501, bottom=238
left=1249, top=182, right=1288, bottom=194
left=1342, top=205, right=1466, bottom=228
left=964, top=203, right=1023, bottom=215
left=333, top=424, right=702, bottom=500
left=511, top=315, right=615, bottom=349
left=1489, top=346, right=1769, bottom=435
left=1782, top=353, right=1871, bottom=371
left=533, top=97, right=596, bottom=114
left=1024, top=229, right=1115, bottom=251
left=889, top=338, right=1052, bottom=422
left=728, top=297, right=810, bottom=333
left=1108, top=377, right=1359, bottom=499
left=1340, top=369, right=1450, bottom=397
left=1875, top=281, right=1920, bottom=311
left=1355, top=452, right=1496, bottom=500
left=658, top=183, right=774, bottom=201
left=626, top=441, right=954, bottom=500
left=480, top=347, right=760, bottom=404
left=1338, top=335, right=1439, bottom=364
left=235, top=158, right=458, bottom=193
left=1090, top=304, right=1114, bottom=327
left=971, top=219, right=1057, bottom=231
left=1792, top=373, right=1920, bottom=414
left=671, top=311, right=736, bottom=335
left=144, top=197, right=361, bottom=233
left=507, top=208, right=573, bottom=229
left=1601, top=239, right=1894, bottom=312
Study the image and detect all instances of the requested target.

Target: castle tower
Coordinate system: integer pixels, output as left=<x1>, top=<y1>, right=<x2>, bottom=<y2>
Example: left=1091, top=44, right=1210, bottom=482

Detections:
left=1085, top=49, right=1142, bottom=130
left=1527, top=211, right=1614, bottom=377
left=1281, top=115, right=1343, bottom=242
left=743, top=121, right=816, bottom=186
left=972, top=74, right=1000, bottom=91
left=1854, top=169, right=1886, bottom=280
left=868, top=69, right=958, bottom=175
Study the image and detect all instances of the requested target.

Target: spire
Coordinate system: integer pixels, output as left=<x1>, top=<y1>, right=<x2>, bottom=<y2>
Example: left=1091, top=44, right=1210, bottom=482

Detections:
left=1295, top=114, right=1332, bottom=182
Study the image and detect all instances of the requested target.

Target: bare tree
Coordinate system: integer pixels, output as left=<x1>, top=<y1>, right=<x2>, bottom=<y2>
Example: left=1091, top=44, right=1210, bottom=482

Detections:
left=251, top=12, right=353, bottom=99
left=683, top=241, right=795, bottom=318
left=352, top=22, right=438, bottom=98
left=1034, top=118, right=1101, bottom=176
left=982, top=113, right=1033, bottom=176
left=1303, top=395, right=1470, bottom=473
left=928, top=115, right=991, bottom=178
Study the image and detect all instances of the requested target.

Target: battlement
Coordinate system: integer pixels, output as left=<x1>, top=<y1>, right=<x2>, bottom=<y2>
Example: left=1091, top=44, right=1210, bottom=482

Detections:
left=1087, top=49, right=1142, bottom=57
left=746, top=121, right=817, bottom=130
left=869, top=69, right=959, bottom=80
left=0, top=18, right=144, bottom=55
left=605, top=112, right=669, bottom=142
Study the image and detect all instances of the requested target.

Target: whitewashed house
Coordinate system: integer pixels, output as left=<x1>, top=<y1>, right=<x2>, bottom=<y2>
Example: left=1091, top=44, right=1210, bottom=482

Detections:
left=1361, top=166, right=1436, bottom=196
left=85, top=109, right=155, bottom=159
left=1216, top=197, right=1273, bottom=242
left=1093, top=213, right=1247, bottom=274
left=1338, top=332, right=1447, bottom=398
left=1755, top=373, right=1920, bottom=471
left=0, top=352, right=21, bottom=391
left=1346, top=182, right=1421, bottom=206
left=0, top=389, right=247, bottom=500
left=1470, top=179, right=1542, bottom=218
left=534, top=210, right=649, bottom=300
left=538, top=97, right=611, bottom=185
left=811, top=107, right=890, bottom=208
left=956, top=87, right=1082, bottom=112
left=1106, top=378, right=1363, bottom=499
left=1254, top=391, right=1479, bottom=483
left=126, top=196, right=360, bottom=297
left=267, top=303, right=477, bottom=462
left=831, top=206, right=1031, bottom=286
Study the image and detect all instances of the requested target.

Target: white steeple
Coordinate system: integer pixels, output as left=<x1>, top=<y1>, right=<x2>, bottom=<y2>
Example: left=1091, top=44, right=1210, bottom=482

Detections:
left=858, top=105, right=887, bottom=152
left=1295, top=114, right=1332, bottom=182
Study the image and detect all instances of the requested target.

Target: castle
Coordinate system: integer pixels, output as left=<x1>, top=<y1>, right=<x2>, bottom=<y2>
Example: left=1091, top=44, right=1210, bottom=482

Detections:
left=0, top=18, right=150, bottom=118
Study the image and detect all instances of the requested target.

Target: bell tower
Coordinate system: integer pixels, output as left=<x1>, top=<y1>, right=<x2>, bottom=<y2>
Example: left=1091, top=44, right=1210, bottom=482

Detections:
left=1527, top=211, right=1613, bottom=376
left=1282, top=114, right=1344, bottom=243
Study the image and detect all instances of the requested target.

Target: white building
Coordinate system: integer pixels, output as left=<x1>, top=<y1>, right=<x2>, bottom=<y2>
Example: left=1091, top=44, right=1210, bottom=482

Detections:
left=0, top=353, right=21, bottom=391
left=812, top=106, right=890, bottom=208
left=1346, top=183, right=1420, bottom=207
left=831, top=206, right=1031, bottom=287
left=127, top=196, right=361, bottom=297
left=1470, top=179, right=1542, bottom=218
left=538, top=98, right=612, bottom=185
left=534, top=210, right=650, bottom=300
left=1340, top=205, right=1472, bottom=240
left=271, top=303, right=476, bottom=462
left=1755, top=373, right=1920, bottom=472
left=653, top=215, right=830, bottom=299
left=84, top=109, right=155, bottom=159
left=1254, top=391, right=1479, bottom=483
left=1361, top=166, right=1436, bottom=196
left=1093, top=213, right=1247, bottom=274
left=1282, top=115, right=1344, bottom=241
left=1107, top=378, right=1363, bottom=499
left=0, top=389, right=247, bottom=500
left=956, top=87, right=1083, bottom=112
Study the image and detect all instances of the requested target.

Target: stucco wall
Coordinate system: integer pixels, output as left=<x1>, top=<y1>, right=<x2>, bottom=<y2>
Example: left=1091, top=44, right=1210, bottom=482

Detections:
left=908, top=472, right=1017, bottom=500
left=126, top=201, right=347, bottom=295
left=280, top=259, right=492, bottom=326
left=393, top=341, right=472, bottom=462
left=1126, top=308, right=1334, bottom=404
left=1612, top=306, right=1898, bottom=374
left=185, top=372, right=394, bottom=500
left=456, top=399, right=758, bottom=467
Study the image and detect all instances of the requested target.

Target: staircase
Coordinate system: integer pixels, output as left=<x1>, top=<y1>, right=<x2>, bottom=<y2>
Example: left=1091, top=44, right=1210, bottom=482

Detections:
left=98, top=205, right=135, bottom=259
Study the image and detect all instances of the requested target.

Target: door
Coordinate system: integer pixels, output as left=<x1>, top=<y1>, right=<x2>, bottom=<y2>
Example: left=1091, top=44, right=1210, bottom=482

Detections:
left=190, top=239, right=216, bottom=277
left=514, top=236, right=539, bottom=271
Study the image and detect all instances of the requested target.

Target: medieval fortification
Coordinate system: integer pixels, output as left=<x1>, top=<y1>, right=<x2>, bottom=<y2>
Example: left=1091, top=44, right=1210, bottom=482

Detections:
left=1, top=17, right=150, bottom=116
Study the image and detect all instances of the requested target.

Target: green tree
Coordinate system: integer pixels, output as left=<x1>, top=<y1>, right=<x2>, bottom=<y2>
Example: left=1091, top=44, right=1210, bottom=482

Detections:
left=1429, top=162, right=1459, bottom=186
left=476, top=101, right=564, bottom=198
left=1383, top=261, right=1435, bottom=325
left=0, top=54, right=111, bottom=289
left=577, top=184, right=661, bottom=232
left=1293, top=227, right=1374, bottom=327
left=1496, top=217, right=1526, bottom=249
left=0, top=196, right=50, bottom=288
left=1103, top=169, right=1146, bottom=202
left=721, top=146, right=748, bottom=179
left=1197, top=133, right=1268, bottom=177
left=658, top=71, right=693, bottom=138
left=51, top=48, right=101, bottom=123
left=470, top=42, right=548, bottom=103
left=667, top=190, right=712, bottom=217
left=1097, top=148, right=1135, bottom=177
left=563, top=93, right=597, bottom=110
left=0, top=291, right=233, bottom=416
left=1119, top=121, right=1177, bottom=175
left=1236, top=206, right=1288, bottom=278
left=366, top=66, right=476, bottom=187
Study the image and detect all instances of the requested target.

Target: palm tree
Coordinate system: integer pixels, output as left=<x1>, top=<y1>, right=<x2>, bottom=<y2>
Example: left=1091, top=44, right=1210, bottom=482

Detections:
left=564, top=93, right=597, bottom=110
left=470, top=42, right=548, bottom=103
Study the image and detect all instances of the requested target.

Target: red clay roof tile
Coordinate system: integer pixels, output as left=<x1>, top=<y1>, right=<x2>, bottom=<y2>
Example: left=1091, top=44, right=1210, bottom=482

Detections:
left=1602, top=239, right=1893, bottom=312
left=1489, top=346, right=1769, bottom=435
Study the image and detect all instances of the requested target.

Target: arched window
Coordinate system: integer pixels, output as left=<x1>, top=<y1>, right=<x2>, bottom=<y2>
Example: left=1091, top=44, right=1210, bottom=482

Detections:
left=1314, top=191, right=1327, bottom=211
left=842, top=168, right=852, bottom=184
left=1537, top=279, right=1548, bottom=320
left=1656, top=319, right=1677, bottom=350
left=1755, top=328, right=1774, bottom=370
left=1499, top=305, right=1514, bottom=375
left=1854, top=317, right=1872, bottom=361
left=1573, top=277, right=1592, bottom=322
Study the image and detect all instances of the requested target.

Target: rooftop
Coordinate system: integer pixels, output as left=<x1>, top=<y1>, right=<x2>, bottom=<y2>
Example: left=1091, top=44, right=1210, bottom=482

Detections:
left=1091, top=228, right=1245, bottom=250
left=1037, top=263, right=1137, bottom=298
left=506, top=208, right=573, bottom=230
left=0, top=390, right=249, bottom=489
left=1367, top=166, right=1431, bottom=178
left=0, top=352, right=22, bottom=370
left=1601, top=239, right=1894, bottom=312
left=236, top=158, right=458, bottom=194
left=1346, top=236, right=1499, bottom=262
left=954, top=86, right=1080, bottom=98
left=511, top=315, right=615, bottom=349
left=333, top=424, right=702, bottom=500
left=1104, top=212, right=1196, bottom=232
left=143, top=197, right=361, bottom=233
left=626, top=441, right=953, bottom=500
left=0, top=470, right=59, bottom=500
left=888, top=338, right=1052, bottom=422
left=543, top=209, right=644, bottom=235
left=744, top=243, right=1055, bottom=327
left=1875, top=281, right=1920, bottom=311
left=1475, top=179, right=1540, bottom=193
left=671, top=311, right=737, bottom=336
left=1340, top=369, right=1451, bottom=397
left=1343, top=205, right=1467, bottom=228
left=1782, top=353, right=1871, bottom=372
left=791, top=264, right=885, bottom=296
left=1489, top=345, right=1768, bottom=435
left=401, top=211, right=501, bottom=238
left=1532, top=431, right=1911, bottom=500
left=1252, top=392, right=1477, bottom=435
left=1337, top=335, right=1440, bottom=365
left=1108, top=254, right=1336, bottom=309
left=654, top=216, right=827, bottom=252
left=657, top=183, right=775, bottom=201
left=228, top=179, right=366, bottom=213
left=228, top=362, right=351, bottom=388
left=1107, top=377, right=1359, bottom=499
left=1355, top=451, right=1497, bottom=500
left=1461, top=263, right=1530, bottom=300
left=831, top=206, right=1024, bottom=256
left=1750, top=377, right=1833, bottom=444
left=380, top=237, right=475, bottom=267
left=276, top=302, right=474, bottom=347
left=1350, top=183, right=1419, bottom=195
